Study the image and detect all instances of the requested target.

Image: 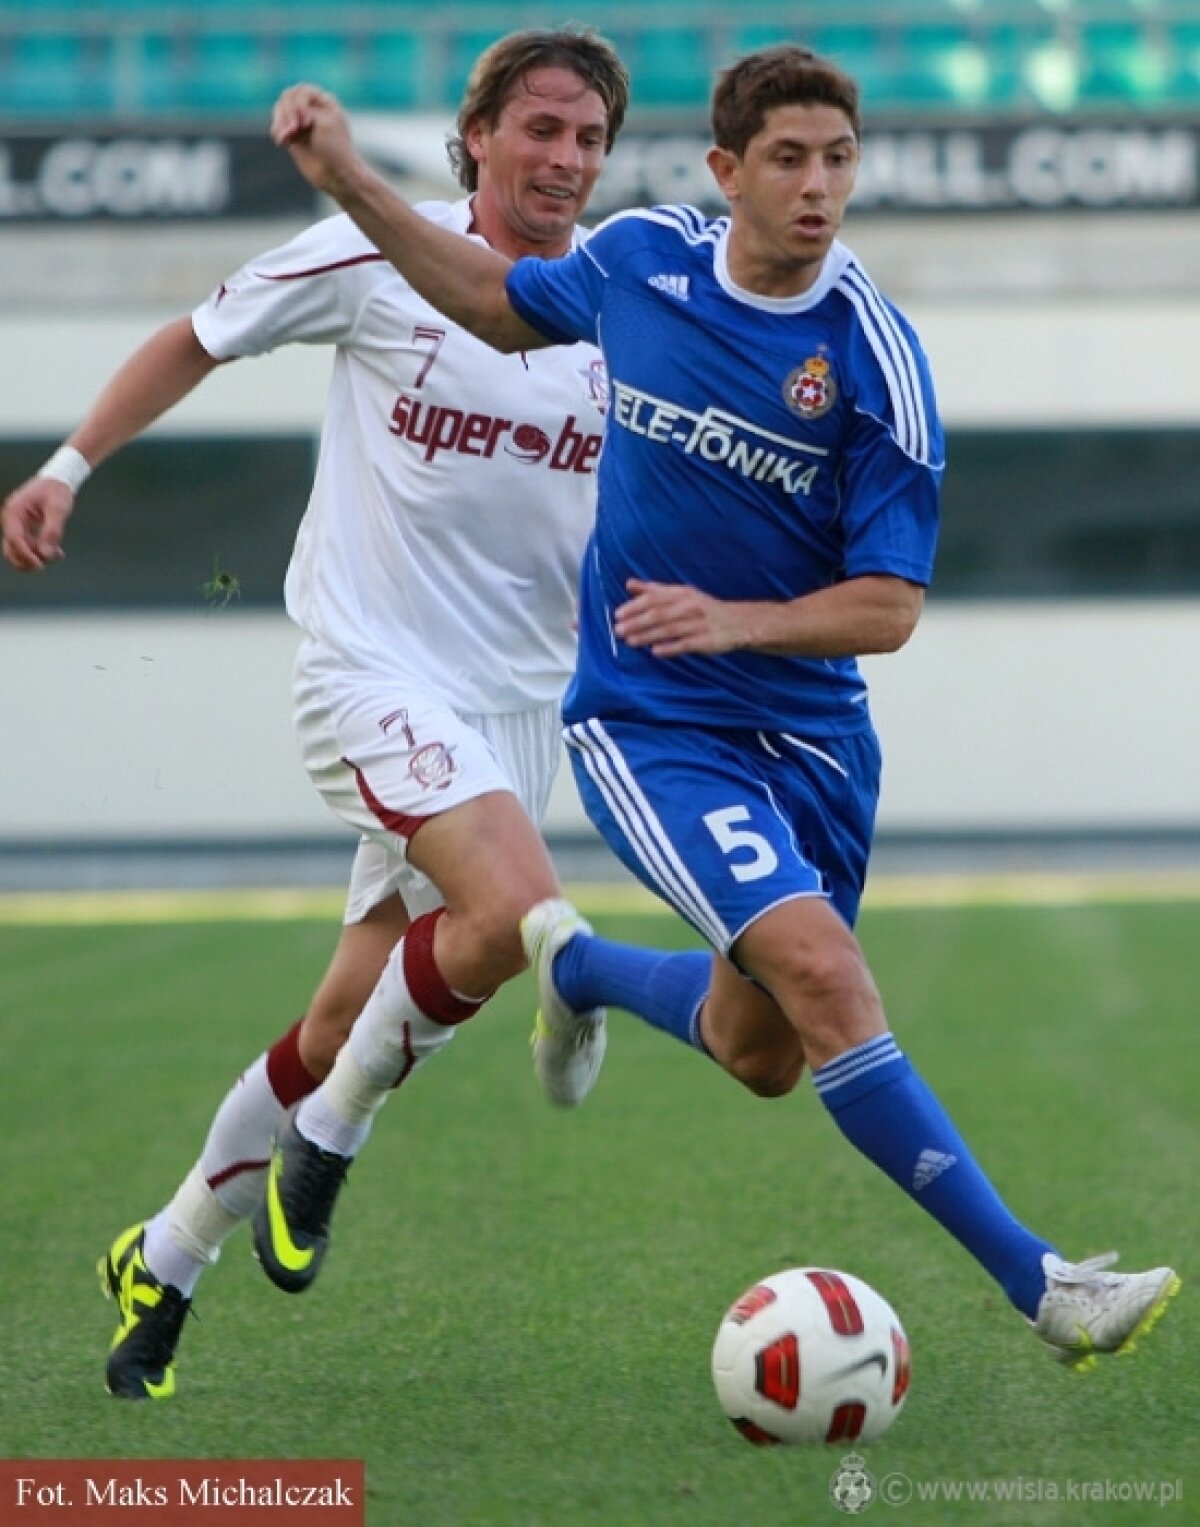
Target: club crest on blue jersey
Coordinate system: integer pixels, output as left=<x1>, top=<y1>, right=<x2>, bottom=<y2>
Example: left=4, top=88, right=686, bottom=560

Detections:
left=783, top=354, right=837, bottom=420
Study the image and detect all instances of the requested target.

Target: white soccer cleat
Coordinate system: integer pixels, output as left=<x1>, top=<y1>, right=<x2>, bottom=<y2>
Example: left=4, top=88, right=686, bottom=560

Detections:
left=521, top=897, right=607, bottom=1108
left=1033, top=1251, right=1180, bottom=1372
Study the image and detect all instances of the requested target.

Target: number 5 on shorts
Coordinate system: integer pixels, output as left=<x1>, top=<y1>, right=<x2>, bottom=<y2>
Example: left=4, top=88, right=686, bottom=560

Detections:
left=703, top=805, right=779, bottom=883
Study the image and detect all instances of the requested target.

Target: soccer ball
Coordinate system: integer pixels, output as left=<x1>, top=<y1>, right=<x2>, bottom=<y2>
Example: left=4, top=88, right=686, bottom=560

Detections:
left=711, top=1267, right=910, bottom=1446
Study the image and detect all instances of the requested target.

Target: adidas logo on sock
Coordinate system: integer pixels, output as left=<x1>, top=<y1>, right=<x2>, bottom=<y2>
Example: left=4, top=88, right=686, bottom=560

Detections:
left=912, top=1148, right=958, bottom=1192
left=648, top=273, right=690, bottom=301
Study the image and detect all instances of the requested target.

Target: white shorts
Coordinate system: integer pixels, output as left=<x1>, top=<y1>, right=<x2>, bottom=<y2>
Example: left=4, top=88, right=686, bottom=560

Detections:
left=294, top=640, right=564, bottom=925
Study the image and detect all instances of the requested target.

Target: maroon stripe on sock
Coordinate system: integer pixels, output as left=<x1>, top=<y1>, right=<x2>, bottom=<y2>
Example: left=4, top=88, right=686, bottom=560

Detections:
left=402, top=908, right=487, bottom=1026
left=207, top=1157, right=270, bottom=1189
left=264, top=1018, right=321, bottom=1107
left=390, top=1021, right=418, bottom=1091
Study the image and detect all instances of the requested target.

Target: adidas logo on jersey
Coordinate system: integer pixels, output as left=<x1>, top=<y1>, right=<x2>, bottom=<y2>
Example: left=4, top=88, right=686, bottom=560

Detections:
left=912, top=1148, right=958, bottom=1192
left=648, top=273, right=690, bottom=301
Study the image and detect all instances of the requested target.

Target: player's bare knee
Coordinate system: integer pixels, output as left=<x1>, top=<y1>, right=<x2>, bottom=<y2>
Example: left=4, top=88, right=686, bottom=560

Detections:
left=776, top=944, right=872, bottom=1015
left=724, top=1041, right=805, bottom=1099
left=442, top=896, right=530, bottom=988
left=762, top=944, right=878, bottom=1060
left=745, top=1065, right=804, bottom=1100
left=792, top=941, right=867, bottom=1001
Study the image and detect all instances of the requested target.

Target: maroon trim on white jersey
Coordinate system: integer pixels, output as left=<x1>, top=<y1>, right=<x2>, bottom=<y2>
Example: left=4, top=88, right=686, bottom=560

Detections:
left=251, top=252, right=387, bottom=282
left=348, top=758, right=429, bottom=840
left=195, top=206, right=601, bottom=713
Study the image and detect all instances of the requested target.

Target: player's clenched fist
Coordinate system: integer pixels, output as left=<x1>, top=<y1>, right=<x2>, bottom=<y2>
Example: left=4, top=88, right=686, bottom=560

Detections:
left=271, top=83, right=363, bottom=200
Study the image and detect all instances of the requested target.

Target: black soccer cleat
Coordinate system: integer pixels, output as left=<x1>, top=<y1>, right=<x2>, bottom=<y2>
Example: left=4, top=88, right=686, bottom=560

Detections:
left=98, top=1223, right=191, bottom=1400
left=251, top=1117, right=350, bottom=1293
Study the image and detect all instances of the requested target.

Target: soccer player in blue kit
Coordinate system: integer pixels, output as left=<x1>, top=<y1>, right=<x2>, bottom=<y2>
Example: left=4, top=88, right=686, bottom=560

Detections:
left=270, top=45, right=1179, bottom=1366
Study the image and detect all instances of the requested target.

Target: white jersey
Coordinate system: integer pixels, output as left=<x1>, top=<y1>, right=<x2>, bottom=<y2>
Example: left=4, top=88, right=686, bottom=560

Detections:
left=192, top=203, right=607, bottom=713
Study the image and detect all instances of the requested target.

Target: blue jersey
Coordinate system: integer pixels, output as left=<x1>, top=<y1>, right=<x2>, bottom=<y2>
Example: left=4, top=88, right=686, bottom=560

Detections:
left=505, top=206, right=944, bottom=737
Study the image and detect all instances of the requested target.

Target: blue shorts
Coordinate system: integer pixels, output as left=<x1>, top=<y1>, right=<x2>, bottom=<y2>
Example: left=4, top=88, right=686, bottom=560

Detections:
left=565, top=718, right=881, bottom=953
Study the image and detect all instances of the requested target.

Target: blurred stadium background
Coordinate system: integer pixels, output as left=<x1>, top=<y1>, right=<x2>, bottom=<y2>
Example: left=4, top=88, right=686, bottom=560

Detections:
left=1, top=0, right=1199, bottom=889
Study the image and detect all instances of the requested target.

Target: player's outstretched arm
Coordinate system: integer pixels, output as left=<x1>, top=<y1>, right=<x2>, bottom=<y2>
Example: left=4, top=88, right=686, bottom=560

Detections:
left=1, top=317, right=219, bottom=572
left=614, top=575, right=925, bottom=660
left=271, top=83, right=547, bottom=356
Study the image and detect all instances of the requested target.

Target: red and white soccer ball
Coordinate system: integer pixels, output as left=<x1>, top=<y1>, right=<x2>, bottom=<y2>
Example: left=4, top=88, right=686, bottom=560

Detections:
left=711, top=1267, right=911, bottom=1446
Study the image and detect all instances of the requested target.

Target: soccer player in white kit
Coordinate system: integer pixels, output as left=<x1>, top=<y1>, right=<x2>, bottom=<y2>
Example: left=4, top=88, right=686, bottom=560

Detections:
left=0, top=28, right=629, bottom=1399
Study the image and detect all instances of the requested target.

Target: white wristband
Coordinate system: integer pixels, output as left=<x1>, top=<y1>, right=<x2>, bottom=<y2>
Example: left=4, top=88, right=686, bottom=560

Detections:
left=37, top=444, right=92, bottom=495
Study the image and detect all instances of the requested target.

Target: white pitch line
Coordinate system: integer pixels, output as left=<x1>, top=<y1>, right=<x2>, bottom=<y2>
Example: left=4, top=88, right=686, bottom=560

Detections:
left=0, top=870, right=1199, bottom=926
left=863, top=869, right=1200, bottom=910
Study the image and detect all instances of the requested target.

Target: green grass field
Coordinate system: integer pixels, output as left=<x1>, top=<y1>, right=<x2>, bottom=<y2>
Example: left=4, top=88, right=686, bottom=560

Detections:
left=0, top=883, right=1195, bottom=1525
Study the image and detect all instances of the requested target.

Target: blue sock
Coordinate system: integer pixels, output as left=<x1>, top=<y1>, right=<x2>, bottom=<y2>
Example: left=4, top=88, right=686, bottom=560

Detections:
left=552, top=937, right=712, bottom=1053
left=813, top=1034, right=1056, bottom=1317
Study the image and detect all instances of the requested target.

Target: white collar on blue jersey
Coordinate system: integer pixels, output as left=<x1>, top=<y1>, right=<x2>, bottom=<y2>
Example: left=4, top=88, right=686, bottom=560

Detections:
left=714, top=226, right=854, bottom=311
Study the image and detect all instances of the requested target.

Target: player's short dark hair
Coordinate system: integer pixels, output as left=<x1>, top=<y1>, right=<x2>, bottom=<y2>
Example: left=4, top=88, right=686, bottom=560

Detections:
left=447, top=26, right=630, bottom=192
left=712, top=45, right=861, bottom=156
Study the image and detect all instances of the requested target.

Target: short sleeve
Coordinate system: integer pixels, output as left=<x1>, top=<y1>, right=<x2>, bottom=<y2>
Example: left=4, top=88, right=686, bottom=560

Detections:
left=505, top=239, right=610, bottom=347
left=191, top=214, right=381, bottom=359
left=836, top=293, right=944, bottom=584
left=839, top=418, right=942, bottom=586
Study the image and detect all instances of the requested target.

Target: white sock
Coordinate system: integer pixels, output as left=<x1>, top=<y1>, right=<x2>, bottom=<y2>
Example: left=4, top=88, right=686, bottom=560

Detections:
left=142, top=1170, right=239, bottom=1298
left=199, top=1052, right=289, bottom=1220
left=140, top=1051, right=298, bottom=1295
left=295, top=944, right=456, bottom=1157
left=293, top=1056, right=379, bottom=1158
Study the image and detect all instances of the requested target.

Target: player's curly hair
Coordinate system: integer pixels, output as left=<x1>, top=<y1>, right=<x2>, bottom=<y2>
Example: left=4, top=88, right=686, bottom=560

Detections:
left=446, top=26, right=630, bottom=192
left=712, top=45, right=861, bottom=156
